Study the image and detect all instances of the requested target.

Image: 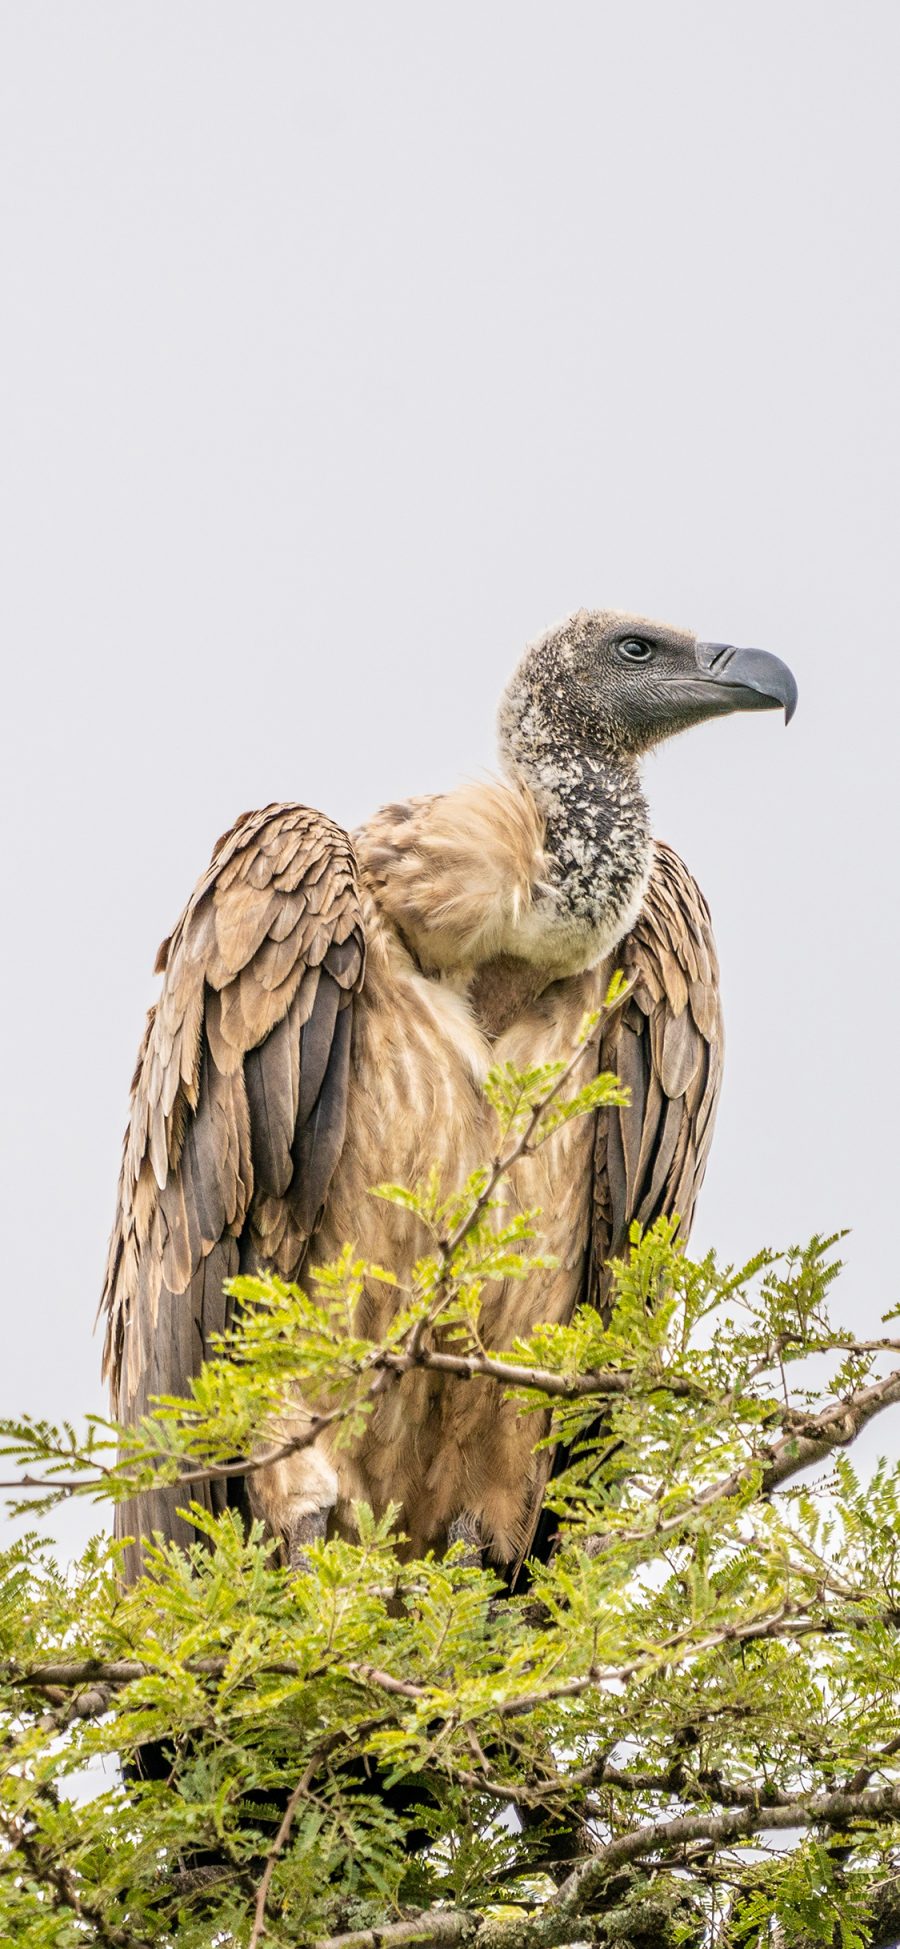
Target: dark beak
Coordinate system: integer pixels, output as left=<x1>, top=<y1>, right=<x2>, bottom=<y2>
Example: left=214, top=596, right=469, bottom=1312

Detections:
left=696, top=642, right=798, bottom=724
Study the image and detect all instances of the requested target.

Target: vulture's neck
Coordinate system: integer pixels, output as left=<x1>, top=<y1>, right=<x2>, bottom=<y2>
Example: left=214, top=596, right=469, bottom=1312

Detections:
left=499, top=702, right=652, bottom=973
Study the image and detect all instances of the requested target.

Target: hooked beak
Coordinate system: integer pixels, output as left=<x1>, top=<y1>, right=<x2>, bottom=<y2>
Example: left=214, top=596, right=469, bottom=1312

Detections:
left=696, top=642, right=798, bottom=724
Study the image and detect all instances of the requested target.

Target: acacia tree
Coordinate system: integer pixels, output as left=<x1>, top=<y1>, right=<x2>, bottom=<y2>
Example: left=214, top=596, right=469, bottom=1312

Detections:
left=1, top=1013, right=900, bottom=1947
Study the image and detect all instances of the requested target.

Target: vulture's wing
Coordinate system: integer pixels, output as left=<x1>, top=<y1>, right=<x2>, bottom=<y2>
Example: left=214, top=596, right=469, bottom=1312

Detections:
left=522, top=840, right=722, bottom=1571
left=590, top=838, right=722, bottom=1313
left=100, top=804, right=365, bottom=1571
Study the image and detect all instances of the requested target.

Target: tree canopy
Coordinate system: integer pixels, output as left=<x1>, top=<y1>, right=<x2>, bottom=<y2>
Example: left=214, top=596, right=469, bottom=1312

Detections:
left=1, top=1010, right=899, bottom=1947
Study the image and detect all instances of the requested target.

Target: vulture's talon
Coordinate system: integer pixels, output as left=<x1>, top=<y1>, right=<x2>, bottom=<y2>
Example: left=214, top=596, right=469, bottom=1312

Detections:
left=446, top=1512, right=484, bottom=1569
left=245, top=1444, right=338, bottom=1576
left=286, top=1507, right=330, bottom=1573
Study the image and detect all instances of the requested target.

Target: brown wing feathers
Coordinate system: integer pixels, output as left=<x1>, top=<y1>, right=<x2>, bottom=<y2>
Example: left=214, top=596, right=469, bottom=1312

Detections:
left=100, top=805, right=365, bottom=1567
left=521, top=841, right=723, bottom=1573
left=592, top=838, right=723, bottom=1309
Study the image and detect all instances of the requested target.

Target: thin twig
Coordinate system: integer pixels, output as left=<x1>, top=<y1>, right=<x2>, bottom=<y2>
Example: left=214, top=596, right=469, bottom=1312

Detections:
left=405, top=1003, right=615, bottom=1364
left=0, top=1400, right=352, bottom=1500
left=5, top=1312, right=900, bottom=1517
left=248, top=1750, right=322, bottom=1949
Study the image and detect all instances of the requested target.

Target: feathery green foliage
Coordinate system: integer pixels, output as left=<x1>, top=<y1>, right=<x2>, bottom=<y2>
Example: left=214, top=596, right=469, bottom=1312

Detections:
left=0, top=1018, right=899, bottom=1947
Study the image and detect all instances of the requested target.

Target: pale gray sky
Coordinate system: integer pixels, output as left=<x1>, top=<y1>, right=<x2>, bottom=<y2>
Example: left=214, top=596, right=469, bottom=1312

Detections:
left=1, top=2, right=898, bottom=1557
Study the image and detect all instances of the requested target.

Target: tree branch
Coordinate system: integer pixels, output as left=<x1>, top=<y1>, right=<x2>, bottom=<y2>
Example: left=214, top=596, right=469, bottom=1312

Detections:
left=761, top=1370, right=900, bottom=1489
left=402, top=997, right=620, bottom=1368
left=5, top=1596, right=884, bottom=1723
left=552, top=1780, right=900, bottom=1913
left=583, top=1359, right=900, bottom=1557
left=376, top=1344, right=708, bottom=1400
left=313, top=1915, right=473, bottom=1949
left=7, top=1302, right=898, bottom=1520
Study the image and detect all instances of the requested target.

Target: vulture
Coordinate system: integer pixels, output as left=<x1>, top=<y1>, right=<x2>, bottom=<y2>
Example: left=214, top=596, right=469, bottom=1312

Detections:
left=101, top=610, right=796, bottom=1582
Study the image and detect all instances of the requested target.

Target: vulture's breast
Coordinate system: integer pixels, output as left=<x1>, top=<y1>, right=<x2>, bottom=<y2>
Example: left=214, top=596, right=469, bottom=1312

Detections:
left=308, top=806, right=611, bottom=1562
left=313, top=869, right=609, bottom=1337
left=317, top=924, right=605, bottom=1247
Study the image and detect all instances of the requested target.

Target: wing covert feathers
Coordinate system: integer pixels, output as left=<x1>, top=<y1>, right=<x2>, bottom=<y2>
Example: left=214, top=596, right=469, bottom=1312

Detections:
left=101, top=805, right=365, bottom=1472
left=518, top=840, right=722, bottom=1577
left=590, top=839, right=723, bottom=1310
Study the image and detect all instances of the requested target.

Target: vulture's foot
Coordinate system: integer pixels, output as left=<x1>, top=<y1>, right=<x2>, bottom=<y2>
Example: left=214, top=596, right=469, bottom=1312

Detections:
left=446, top=1511, right=484, bottom=1568
left=246, top=1438, right=338, bottom=1575
left=286, top=1506, right=331, bottom=1572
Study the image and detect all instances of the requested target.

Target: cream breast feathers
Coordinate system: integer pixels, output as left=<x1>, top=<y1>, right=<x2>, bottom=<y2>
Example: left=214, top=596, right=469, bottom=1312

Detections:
left=356, top=778, right=642, bottom=980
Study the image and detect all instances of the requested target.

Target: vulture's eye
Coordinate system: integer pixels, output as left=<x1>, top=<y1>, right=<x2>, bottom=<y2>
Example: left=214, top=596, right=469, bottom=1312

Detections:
left=617, top=638, right=654, bottom=663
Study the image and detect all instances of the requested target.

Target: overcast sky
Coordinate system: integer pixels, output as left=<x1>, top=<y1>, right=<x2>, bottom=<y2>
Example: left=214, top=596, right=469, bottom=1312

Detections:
left=1, top=2, right=898, bottom=1559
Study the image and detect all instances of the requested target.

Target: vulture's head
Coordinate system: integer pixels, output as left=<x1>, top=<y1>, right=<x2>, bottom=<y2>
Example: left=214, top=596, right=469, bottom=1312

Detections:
left=499, top=609, right=798, bottom=765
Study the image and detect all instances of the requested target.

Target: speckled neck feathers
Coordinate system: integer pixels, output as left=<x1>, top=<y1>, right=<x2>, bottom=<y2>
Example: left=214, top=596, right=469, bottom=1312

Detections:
left=497, top=647, right=652, bottom=961
left=353, top=626, right=657, bottom=988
